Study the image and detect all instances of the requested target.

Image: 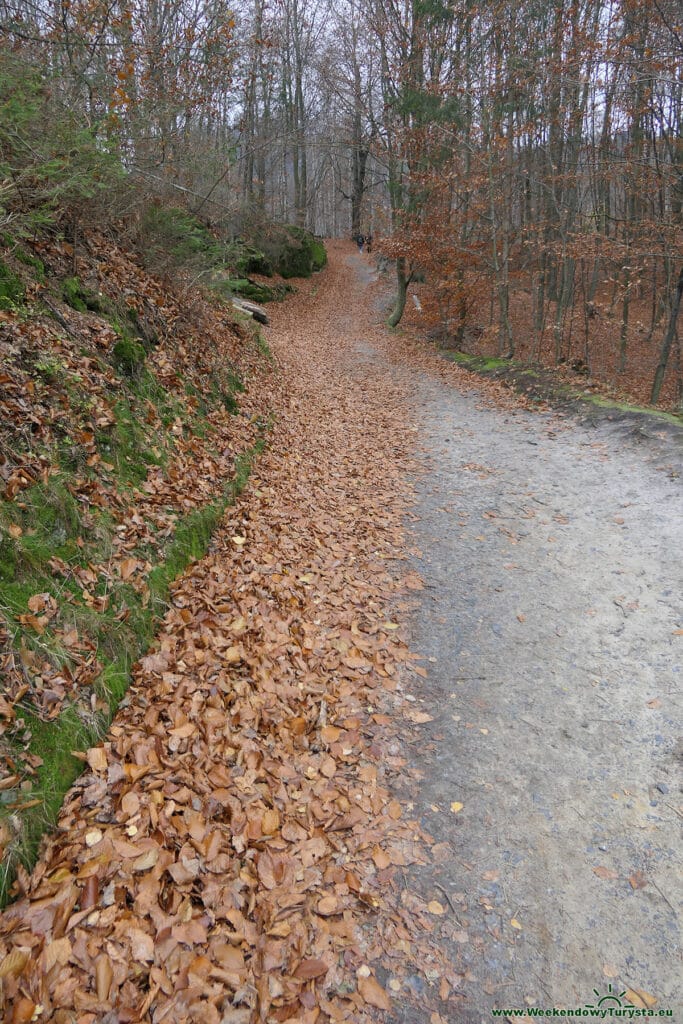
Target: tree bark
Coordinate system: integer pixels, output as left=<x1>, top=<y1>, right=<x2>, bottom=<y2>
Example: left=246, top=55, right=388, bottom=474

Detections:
left=651, top=265, right=683, bottom=404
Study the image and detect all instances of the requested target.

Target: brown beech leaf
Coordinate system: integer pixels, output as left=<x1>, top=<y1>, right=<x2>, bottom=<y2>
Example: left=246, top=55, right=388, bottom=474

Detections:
left=119, top=557, right=139, bottom=580
left=372, top=845, right=391, bottom=870
left=11, top=998, right=36, bottom=1024
left=405, top=709, right=433, bottom=724
left=593, top=866, right=619, bottom=880
left=316, top=896, right=338, bottom=916
left=0, top=950, right=30, bottom=979
left=129, top=927, right=155, bottom=961
left=293, top=958, right=328, bottom=981
left=358, top=974, right=392, bottom=1010
left=628, top=871, right=648, bottom=890
left=86, top=746, right=108, bottom=772
left=624, top=987, right=657, bottom=1009
left=95, top=953, right=113, bottom=1001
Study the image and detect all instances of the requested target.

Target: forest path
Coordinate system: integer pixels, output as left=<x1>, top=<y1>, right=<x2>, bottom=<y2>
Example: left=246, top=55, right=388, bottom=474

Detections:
left=301, top=244, right=682, bottom=1021
left=0, top=243, right=679, bottom=1024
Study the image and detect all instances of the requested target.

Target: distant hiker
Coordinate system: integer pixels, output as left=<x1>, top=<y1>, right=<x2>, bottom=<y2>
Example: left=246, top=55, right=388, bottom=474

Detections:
left=356, top=233, right=365, bottom=253
left=365, top=233, right=373, bottom=254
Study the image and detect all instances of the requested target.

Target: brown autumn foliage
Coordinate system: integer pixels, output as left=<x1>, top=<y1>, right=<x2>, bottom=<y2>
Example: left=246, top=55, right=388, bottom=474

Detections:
left=0, top=243, right=475, bottom=1022
left=0, top=229, right=269, bottom=781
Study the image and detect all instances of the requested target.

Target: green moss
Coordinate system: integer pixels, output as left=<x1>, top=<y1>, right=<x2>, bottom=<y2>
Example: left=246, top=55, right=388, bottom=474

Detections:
left=109, top=398, right=162, bottom=485
left=579, top=393, right=683, bottom=424
left=112, top=337, right=146, bottom=377
left=0, top=706, right=102, bottom=904
left=310, top=237, right=327, bottom=271
left=446, top=352, right=511, bottom=372
left=0, top=260, right=25, bottom=309
left=14, top=248, right=45, bottom=282
left=236, top=244, right=273, bottom=277
left=0, top=430, right=268, bottom=906
left=62, top=276, right=105, bottom=313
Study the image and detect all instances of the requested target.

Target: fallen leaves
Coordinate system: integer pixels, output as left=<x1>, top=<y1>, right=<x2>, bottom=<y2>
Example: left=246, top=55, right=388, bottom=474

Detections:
left=357, top=974, right=392, bottom=1010
left=593, top=866, right=619, bottom=880
left=405, top=709, right=433, bottom=724
left=0, top=250, right=432, bottom=1022
left=625, top=987, right=658, bottom=1009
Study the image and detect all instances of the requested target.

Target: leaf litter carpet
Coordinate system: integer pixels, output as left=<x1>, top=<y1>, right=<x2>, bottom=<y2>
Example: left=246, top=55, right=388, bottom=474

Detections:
left=0, top=245, right=467, bottom=1022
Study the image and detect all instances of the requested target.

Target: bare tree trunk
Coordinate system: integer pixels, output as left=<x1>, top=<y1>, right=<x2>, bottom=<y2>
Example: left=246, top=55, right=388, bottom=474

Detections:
left=388, top=257, right=409, bottom=328
left=651, top=265, right=683, bottom=404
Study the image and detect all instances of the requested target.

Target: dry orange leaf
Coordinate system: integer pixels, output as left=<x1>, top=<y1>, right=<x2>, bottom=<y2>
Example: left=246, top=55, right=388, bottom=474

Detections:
left=372, top=845, right=391, bottom=870
left=129, top=927, right=154, bottom=961
left=624, top=987, right=657, bottom=1009
left=95, top=953, right=113, bottom=1001
left=44, top=936, right=71, bottom=972
left=119, top=557, right=139, bottom=580
left=317, top=896, right=338, bottom=916
left=593, top=866, right=619, bottom=880
left=294, top=958, right=328, bottom=981
left=133, top=848, right=159, bottom=872
left=10, top=998, right=36, bottom=1024
left=427, top=900, right=446, bottom=915
left=358, top=974, right=392, bottom=1011
left=262, top=808, right=280, bottom=834
left=628, top=870, right=648, bottom=890
left=86, top=746, right=108, bottom=772
left=406, top=710, right=433, bottom=724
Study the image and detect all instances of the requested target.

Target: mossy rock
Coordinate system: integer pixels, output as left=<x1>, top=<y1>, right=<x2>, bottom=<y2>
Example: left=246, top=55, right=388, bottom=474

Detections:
left=236, top=245, right=273, bottom=277
left=112, top=338, right=146, bottom=377
left=230, top=279, right=274, bottom=303
left=310, top=237, right=327, bottom=271
left=0, top=260, right=25, bottom=309
left=261, top=226, right=327, bottom=279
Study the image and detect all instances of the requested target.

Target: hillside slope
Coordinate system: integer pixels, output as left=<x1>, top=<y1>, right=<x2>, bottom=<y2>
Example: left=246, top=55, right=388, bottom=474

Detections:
left=0, top=228, right=274, bottom=898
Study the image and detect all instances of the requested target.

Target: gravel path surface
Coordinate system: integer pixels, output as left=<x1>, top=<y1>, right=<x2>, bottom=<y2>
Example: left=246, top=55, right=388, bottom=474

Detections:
left=345, top=244, right=681, bottom=1021
left=352, top=254, right=683, bottom=1020
left=401, top=384, right=681, bottom=1020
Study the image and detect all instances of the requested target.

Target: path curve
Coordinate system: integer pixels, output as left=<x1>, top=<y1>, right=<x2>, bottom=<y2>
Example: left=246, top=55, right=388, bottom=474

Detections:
left=348, top=249, right=682, bottom=1021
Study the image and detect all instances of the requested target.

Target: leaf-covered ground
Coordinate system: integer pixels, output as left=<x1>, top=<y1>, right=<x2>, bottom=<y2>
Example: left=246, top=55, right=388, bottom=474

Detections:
left=0, top=232, right=273, bottom=895
left=0, top=242, right=470, bottom=1022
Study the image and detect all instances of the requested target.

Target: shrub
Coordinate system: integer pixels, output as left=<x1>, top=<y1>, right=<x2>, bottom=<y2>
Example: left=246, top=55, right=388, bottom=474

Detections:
left=139, top=205, right=226, bottom=273
left=0, top=53, right=124, bottom=236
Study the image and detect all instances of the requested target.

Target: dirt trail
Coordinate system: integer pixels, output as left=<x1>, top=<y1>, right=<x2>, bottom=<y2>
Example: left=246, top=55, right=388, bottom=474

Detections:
left=346, top=251, right=682, bottom=1021
left=0, top=243, right=679, bottom=1023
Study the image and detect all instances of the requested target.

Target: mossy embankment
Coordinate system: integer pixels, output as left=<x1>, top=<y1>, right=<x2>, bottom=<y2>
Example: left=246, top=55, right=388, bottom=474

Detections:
left=0, top=220, right=325, bottom=903
left=445, top=351, right=683, bottom=432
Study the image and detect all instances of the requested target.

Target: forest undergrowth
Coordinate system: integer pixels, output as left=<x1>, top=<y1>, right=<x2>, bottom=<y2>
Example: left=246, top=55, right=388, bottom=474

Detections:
left=0, top=225, right=276, bottom=903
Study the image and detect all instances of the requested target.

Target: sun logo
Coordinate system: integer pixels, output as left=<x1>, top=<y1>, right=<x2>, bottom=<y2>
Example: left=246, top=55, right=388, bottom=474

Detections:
left=585, top=983, right=629, bottom=1009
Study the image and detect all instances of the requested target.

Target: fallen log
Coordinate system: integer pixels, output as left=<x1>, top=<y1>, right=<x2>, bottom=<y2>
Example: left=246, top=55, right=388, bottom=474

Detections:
left=231, top=296, right=269, bottom=325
